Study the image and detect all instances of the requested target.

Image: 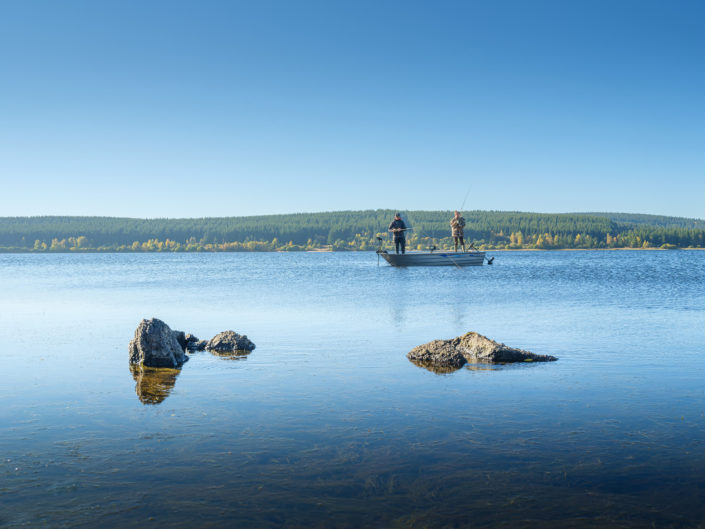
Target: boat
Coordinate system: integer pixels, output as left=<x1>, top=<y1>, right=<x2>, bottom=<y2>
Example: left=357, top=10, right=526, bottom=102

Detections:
left=377, top=249, right=487, bottom=267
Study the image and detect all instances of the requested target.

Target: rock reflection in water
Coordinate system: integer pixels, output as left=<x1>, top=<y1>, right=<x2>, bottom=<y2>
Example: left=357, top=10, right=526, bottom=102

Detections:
left=409, top=359, right=500, bottom=374
left=130, top=364, right=181, bottom=405
left=210, top=349, right=252, bottom=361
left=464, top=363, right=500, bottom=371
left=408, top=359, right=462, bottom=374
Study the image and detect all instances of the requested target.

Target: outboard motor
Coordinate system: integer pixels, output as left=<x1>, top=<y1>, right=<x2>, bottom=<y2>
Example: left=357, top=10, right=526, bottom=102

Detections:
left=376, top=237, right=387, bottom=265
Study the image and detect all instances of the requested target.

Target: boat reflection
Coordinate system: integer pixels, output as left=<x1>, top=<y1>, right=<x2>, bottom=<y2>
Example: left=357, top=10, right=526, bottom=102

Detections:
left=130, top=364, right=181, bottom=405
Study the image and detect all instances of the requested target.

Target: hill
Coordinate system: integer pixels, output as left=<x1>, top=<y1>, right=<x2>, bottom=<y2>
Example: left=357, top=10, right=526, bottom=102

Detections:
left=577, top=212, right=705, bottom=230
left=0, top=210, right=703, bottom=251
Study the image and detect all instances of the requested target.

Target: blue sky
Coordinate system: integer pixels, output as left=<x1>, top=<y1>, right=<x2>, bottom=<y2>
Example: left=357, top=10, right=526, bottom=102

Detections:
left=1, top=0, right=703, bottom=218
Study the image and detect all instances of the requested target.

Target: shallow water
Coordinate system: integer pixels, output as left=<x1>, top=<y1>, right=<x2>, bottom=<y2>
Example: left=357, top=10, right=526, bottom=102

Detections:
left=1, top=251, right=705, bottom=528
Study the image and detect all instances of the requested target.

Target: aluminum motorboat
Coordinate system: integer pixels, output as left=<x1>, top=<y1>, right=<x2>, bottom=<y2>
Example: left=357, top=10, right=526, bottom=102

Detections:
left=377, top=249, right=487, bottom=267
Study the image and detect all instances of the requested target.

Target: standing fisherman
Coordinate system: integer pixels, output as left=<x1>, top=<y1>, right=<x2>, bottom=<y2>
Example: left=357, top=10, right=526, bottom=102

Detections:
left=388, top=212, right=407, bottom=254
left=450, top=210, right=466, bottom=252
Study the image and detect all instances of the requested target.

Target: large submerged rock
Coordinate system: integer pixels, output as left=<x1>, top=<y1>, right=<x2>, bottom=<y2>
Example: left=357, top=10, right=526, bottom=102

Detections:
left=408, top=332, right=557, bottom=370
left=128, top=318, right=189, bottom=368
left=207, top=330, right=256, bottom=353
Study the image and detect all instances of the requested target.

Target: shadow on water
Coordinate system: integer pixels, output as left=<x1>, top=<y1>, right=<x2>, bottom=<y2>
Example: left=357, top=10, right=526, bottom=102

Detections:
left=129, top=364, right=181, bottom=405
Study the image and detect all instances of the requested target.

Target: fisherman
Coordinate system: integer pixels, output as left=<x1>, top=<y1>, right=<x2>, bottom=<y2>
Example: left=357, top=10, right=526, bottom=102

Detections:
left=450, top=210, right=466, bottom=252
left=388, top=212, right=407, bottom=254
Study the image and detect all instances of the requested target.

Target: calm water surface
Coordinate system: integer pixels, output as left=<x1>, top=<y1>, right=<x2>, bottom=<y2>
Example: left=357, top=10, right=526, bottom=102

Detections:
left=1, top=251, right=705, bottom=528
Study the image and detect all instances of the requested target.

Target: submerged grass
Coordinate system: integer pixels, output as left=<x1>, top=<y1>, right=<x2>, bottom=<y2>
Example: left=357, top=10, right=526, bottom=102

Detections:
left=5, top=413, right=705, bottom=529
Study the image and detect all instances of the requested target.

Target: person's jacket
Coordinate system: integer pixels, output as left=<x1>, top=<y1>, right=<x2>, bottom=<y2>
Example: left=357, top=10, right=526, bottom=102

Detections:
left=450, top=216, right=466, bottom=237
left=388, top=219, right=407, bottom=240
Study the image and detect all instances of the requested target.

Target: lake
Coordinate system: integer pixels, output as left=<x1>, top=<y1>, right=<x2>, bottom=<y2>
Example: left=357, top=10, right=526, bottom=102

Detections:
left=1, top=250, right=705, bottom=528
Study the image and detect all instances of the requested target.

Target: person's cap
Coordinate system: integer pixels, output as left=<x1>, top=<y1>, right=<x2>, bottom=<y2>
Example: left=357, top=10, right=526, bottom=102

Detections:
left=395, top=212, right=401, bottom=216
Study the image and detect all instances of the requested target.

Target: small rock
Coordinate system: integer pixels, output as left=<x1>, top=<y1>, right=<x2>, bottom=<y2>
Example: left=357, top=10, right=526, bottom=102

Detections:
left=207, top=330, right=256, bottom=353
left=128, top=318, right=189, bottom=368
left=184, top=334, right=207, bottom=351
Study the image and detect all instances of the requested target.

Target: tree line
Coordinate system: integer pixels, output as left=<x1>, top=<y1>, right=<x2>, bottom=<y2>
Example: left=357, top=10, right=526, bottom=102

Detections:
left=0, top=210, right=703, bottom=252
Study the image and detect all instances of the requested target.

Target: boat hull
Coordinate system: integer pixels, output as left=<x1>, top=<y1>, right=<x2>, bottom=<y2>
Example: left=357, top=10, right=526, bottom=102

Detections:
left=379, top=251, right=486, bottom=267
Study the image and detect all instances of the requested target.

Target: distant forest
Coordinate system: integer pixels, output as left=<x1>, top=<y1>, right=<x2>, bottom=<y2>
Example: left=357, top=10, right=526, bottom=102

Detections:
left=0, top=210, right=704, bottom=252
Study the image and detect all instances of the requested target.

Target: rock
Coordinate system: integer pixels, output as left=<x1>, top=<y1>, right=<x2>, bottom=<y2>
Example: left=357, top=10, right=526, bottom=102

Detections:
left=173, top=330, right=187, bottom=352
left=407, top=332, right=557, bottom=369
left=128, top=318, right=189, bottom=368
left=406, top=339, right=467, bottom=369
left=184, top=334, right=207, bottom=351
left=207, top=330, right=255, bottom=353
left=456, top=332, right=558, bottom=363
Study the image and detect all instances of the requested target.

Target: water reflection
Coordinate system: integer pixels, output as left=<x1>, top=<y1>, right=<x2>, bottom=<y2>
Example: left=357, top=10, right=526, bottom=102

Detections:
left=4, top=252, right=705, bottom=528
left=408, top=359, right=463, bottom=374
left=409, top=359, right=502, bottom=374
left=209, top=349, right=252, bottom=361
left=464, top=363, right=500, bottom=371
left=388, top=283, right=409, bottom=329
left=130, top=364, right=181, bottom=405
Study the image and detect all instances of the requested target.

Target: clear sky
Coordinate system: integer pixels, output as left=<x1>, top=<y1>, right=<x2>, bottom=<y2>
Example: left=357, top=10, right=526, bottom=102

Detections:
left=1, top=0, right=703, bottom=219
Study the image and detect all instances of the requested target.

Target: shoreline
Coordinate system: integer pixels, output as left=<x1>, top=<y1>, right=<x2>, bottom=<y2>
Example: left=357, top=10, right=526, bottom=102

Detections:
left=0, top=247, right=703, bottom=254
left=488, top=247, right=705, bottom=251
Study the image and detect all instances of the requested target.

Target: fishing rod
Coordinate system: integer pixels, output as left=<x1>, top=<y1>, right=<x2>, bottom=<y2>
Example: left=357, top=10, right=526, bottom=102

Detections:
left=460, top=187, right=472, bottom=212
left=442, top=252, right=463, bottom=270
